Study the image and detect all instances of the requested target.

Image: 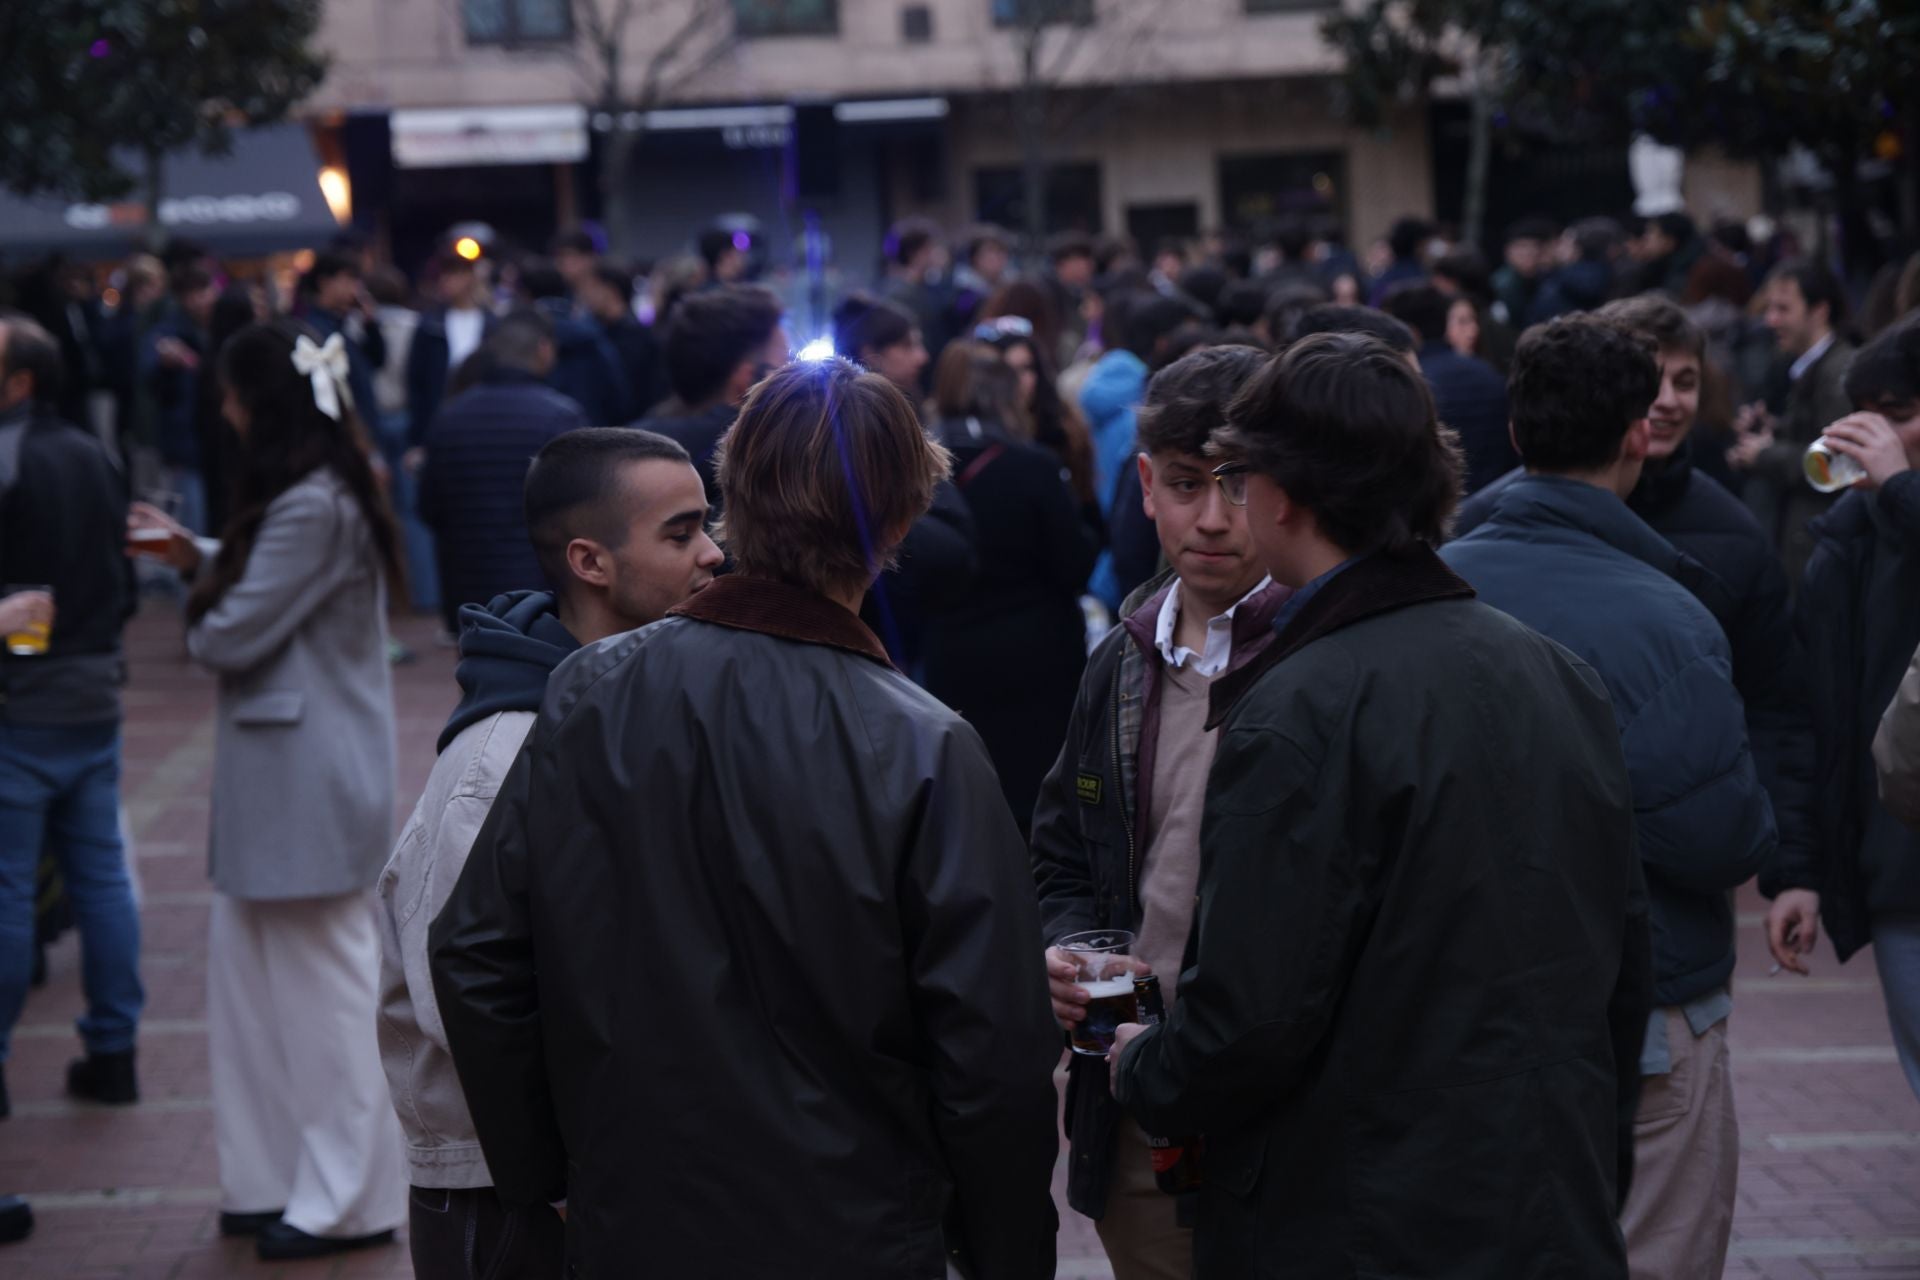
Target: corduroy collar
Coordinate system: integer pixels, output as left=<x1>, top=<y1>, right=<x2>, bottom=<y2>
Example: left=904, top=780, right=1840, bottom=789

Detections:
left=668, top=574, right=895, bottom=669
left=1205, top=544, right=1474, bottom=730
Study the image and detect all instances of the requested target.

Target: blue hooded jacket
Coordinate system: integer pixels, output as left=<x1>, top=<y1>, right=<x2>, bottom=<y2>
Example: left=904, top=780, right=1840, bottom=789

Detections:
left=438, top=590, right=581, bottom=754
left=1079, top=349, right=1149, bottom=609
left=1442, top=474, right=1776, bottom=1005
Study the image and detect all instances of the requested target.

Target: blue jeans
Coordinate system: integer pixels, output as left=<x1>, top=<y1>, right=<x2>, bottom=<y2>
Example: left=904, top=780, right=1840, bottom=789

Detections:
left=0, top=721, right=143, bottom=1062
left=1874, top=915, right=1920, bottom=1105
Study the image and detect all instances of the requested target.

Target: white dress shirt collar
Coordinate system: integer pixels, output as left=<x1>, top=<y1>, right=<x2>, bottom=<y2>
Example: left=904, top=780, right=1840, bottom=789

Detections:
left=1153, top=576, right=1273, bottom=678
left=1790, top=331, right=1836, bottom=384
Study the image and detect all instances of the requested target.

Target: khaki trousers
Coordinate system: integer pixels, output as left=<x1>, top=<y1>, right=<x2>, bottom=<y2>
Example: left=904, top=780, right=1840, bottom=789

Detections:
left=1094, top=1121, right=1193, bottom=1280
left=1620, top=1011, right=1739, bottom=1280
left=208, top=892, right=407, bottom=1238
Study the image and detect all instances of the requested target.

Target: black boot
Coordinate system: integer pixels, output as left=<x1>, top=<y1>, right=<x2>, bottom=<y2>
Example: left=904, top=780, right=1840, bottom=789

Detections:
left=218, top=1209, right=285, bottom=1238
left=66, top=1049, right=137, bottom=1105
left=255, top=1222, right=395, bottom=1261
left=0, top=1196, right=31, bottom=1245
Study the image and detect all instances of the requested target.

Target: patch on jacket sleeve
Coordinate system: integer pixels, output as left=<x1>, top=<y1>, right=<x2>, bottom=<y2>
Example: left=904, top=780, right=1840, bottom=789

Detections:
left=1076, top=772, right=1103, bottom=805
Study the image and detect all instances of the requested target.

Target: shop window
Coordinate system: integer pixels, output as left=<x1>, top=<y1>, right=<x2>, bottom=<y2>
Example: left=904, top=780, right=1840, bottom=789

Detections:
left=1217, top=151, right=1346, bottom=237
left=1127, top=204, right=1201, bottom=257
left=732, top=0, right=840, bottom=36
left=992, top=0, right=1094, bottom=28
left=975, top=164, right=1104, bottom=236
left=464, top=0, right=572, bottom=44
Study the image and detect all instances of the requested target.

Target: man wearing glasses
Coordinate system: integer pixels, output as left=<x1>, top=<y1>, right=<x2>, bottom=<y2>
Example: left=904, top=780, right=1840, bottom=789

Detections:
left=1107, top=333, right=1652, bottom=1278
left=1033, top=344, right=1289, bottom=1279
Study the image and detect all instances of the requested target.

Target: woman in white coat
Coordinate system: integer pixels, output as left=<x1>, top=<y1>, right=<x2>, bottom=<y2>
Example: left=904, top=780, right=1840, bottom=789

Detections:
left=135, top=318, right=407, bottom=1262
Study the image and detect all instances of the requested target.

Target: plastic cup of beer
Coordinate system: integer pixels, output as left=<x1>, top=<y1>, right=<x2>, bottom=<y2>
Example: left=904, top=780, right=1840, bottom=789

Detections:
left=1059, top=929, right=1139, bottom=1056
left=4, top=585, right=52, bottom=657
left=128, top=490, right=184, bottom=562
left=126, top=526, right=175, bottom=561
left=1805, top=438, right=1867, bottom=493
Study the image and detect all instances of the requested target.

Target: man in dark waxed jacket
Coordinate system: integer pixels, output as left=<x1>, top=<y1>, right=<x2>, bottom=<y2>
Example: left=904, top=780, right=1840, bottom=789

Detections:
left=1033, top=346, right=1288, bottom=1276
left=1443, top=316, right=1775, bottom=1280
left=418, top=310, right=586, bottom=633
left=1112, top=333, right=1652, bottom=1279
left=430, top=359, right=1059, bottom=1279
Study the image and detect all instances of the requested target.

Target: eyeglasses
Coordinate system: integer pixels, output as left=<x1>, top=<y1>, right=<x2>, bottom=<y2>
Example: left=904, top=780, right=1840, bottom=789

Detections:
left=974, top=315, right=1035, bottom=342
left=1211, top=461, right=1250, bottom=507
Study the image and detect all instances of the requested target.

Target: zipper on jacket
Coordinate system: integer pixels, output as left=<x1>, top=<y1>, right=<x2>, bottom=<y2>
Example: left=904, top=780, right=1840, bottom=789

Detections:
left=1111, top=666, right=1139, bottom=913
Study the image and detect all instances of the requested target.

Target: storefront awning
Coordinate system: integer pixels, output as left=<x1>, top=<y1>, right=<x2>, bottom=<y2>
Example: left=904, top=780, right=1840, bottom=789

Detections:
left=0, top=124, right=341, bottom=260
left=392, top=105, right=589, bottom=169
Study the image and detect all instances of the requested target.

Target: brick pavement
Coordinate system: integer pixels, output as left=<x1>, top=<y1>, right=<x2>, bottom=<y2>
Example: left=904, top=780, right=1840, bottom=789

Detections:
left=2, top=602, right=1917, bottom=1278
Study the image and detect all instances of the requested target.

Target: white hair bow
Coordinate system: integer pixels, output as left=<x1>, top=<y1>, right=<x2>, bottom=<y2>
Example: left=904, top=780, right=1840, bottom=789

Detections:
left=291, top=332, right=355, bottom=422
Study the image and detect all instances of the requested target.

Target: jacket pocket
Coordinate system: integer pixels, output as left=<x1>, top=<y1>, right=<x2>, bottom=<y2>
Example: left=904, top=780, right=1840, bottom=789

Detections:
left=231, top=690, right=305, bottom=726
left=1205, top=1125, right=1266, bottom=1200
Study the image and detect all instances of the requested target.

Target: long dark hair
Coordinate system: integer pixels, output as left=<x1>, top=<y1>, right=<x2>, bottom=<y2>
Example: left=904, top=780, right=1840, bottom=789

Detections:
left=985, top=329, right=1095, bottom=505
left=187, top=318, right=405, bottom=623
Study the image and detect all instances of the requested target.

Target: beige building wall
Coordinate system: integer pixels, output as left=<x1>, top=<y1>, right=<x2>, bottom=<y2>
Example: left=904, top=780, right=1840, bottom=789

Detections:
left=313, top=0, right=1345, bottom=111
left=941, top=85, right=1431, bottom=247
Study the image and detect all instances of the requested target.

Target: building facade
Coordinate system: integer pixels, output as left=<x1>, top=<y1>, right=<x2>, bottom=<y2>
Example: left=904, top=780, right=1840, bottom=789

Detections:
left=310, top=0, right=1432, bottom=273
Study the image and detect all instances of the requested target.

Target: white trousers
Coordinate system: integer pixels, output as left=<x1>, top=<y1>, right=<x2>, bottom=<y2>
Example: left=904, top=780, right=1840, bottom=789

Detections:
left=208, top=891, right=406, bottom=1238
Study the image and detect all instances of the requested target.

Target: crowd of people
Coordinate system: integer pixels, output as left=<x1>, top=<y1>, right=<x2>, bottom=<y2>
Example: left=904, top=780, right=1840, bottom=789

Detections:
left=1, top=199, right=1919, bottom=1278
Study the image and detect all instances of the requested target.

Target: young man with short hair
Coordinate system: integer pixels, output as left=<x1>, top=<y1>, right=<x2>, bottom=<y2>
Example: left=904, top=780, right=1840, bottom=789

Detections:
left=1034, top=345, right=1289, bottom=1280
left=1459, top=296, right=1817, bottom=1003
left=378, top=428, right=721, bottom=1280
left=431, top=360, right=1059, bottom=1277
left=548, top=228, right=599, bottom=293
left=1443, top=316, right=1777, bottom=1280
left=1730, top=259, right=1857, bottom=583
left=518, top=260, right=631, bottom=426
left=1776, top=313, right=1920, bottom=1108
left=579, top=263, right=669, bottom=420
left=0, top=315, right=143, bottom=1123
left=407, top=253, right=496, bottom=450
left=634, top=283, right=789, bottom=507
left=418, top=309, right=586, bottom=627
left=1112, top=332, right=1652, bottom=1277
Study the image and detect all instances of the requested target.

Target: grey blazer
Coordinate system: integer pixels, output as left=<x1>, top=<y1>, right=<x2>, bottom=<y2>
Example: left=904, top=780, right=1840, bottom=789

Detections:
left=189, top=468, right=396, bottom=901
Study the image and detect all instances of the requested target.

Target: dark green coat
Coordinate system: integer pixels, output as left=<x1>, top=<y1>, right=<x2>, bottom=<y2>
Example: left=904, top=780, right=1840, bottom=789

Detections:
left=1115, top=547, right=1650, bottom=1279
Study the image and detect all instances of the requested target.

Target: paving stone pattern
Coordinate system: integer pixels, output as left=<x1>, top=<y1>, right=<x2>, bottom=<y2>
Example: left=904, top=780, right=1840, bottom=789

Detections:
left=2, top=606, right=1916, bottom=1277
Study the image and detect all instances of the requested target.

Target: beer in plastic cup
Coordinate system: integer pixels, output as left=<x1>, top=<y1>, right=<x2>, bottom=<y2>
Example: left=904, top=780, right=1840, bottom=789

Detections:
left=1059, top=929, right=1138, bottom=1056
left=4, top=585, right=51, bottom=657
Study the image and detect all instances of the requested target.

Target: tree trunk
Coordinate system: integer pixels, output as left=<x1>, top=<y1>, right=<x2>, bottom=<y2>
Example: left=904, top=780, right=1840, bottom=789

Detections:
left=143, top=146, right=167, bottom=253
left=1017, top=27, right=1049, bottom=265
left=1900, top=101, right=1920, bottom=245
left=601, top=127, right=642, bottom=258
left=1020, top=102, right=1048, bottom=264
left=1829, top=143, right=1873, bottom=287
left=1462, top=78, right=1494, bottom=253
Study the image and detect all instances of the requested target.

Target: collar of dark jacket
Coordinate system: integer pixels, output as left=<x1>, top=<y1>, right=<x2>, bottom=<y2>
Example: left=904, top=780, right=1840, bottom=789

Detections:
left=482, top=367, right=547, bottom=390
left=1628, top=437, right=1695, bottom=516
left=668, top=575, right=895, bottom=669
left=1206, top=544, right=1474, bottom=731
left=1119, top=572, right=1293, bottom=673
left=1487, top=472, right=1738, bottom=624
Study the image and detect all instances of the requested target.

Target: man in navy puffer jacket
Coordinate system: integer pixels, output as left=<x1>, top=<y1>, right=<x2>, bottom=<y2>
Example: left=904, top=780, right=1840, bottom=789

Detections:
left=1443, top=315, right=1775, bottom=1280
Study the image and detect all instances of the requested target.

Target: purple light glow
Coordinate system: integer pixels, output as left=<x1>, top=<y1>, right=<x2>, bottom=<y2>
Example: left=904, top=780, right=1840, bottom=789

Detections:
left=90, top=39, right=111, bottom=58
left=731, top=231, right=751, bottom=253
